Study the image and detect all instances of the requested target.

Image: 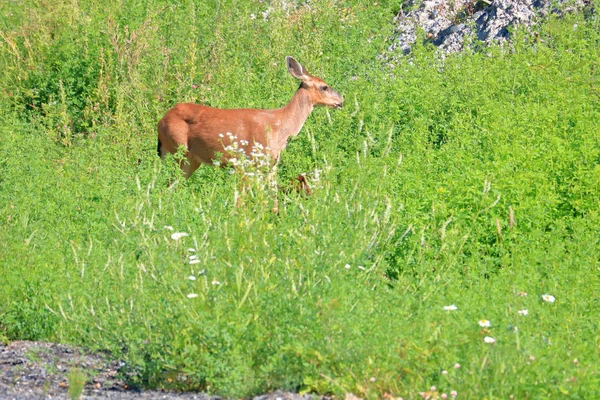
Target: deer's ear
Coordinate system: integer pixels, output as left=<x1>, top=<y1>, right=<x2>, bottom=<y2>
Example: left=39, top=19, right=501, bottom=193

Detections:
left=286, top=56, right=308, bottom=80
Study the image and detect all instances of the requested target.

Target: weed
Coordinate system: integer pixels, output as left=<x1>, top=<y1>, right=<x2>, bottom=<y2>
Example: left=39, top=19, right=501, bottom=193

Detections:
left=0, top=0, right=599, bottom=398
left=67, top=368, right=87, bottom=400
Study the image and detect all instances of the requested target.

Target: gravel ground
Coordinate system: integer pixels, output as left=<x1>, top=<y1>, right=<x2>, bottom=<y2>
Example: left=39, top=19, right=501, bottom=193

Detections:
left=0, top=341, right=323, bottom=400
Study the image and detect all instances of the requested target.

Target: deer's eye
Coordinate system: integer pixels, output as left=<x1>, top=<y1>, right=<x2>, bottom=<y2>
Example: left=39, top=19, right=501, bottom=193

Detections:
left=320, top=86, right=329, bottom=92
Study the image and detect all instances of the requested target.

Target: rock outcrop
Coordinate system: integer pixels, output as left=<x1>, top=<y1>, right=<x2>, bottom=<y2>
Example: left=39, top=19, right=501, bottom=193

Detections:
left=387, top=0, right=592, bottom=55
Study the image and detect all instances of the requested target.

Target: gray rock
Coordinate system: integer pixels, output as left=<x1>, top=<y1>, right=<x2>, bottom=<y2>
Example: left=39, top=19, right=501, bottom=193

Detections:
left=386, top=0, right=591, bottom=56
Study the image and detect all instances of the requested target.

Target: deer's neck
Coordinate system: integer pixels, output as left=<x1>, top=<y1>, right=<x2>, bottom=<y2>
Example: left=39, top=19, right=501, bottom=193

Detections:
left=269, top=87, right=313, bottom=153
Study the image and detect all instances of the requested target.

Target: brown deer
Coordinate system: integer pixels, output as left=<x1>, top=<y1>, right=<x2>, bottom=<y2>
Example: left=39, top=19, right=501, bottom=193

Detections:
left=157, top=56, right=343, bottom=178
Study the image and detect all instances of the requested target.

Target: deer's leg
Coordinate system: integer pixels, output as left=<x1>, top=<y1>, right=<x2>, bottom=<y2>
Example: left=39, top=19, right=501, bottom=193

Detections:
left=267, top=162, right=279, bottom=214
left=235, top=181, right=245, bottom=209
left=182, top=155, right=200, bottom=179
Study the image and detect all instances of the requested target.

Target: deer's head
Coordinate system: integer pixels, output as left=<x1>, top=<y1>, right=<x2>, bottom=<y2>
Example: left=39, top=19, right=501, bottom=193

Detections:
left=286, top=56, right=343, bottom=110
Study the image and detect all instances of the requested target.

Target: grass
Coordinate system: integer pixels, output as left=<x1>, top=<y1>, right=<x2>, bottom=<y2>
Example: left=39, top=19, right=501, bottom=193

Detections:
left=67, top=368, right=87, bottom=400
left=1, top=0, right=600, bottom=398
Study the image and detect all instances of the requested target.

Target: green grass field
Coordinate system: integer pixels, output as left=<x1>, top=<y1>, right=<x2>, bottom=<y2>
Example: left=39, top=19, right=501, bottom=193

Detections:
left=1, top=0, right=599, bottom=398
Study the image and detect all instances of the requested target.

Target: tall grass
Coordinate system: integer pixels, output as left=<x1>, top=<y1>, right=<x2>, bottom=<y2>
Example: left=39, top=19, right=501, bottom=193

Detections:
left=1, top=0, right=599, bottom=398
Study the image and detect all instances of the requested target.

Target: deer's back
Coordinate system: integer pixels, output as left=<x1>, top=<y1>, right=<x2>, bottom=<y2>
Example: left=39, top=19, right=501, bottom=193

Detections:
left=158, top=103, right=280, bottom=164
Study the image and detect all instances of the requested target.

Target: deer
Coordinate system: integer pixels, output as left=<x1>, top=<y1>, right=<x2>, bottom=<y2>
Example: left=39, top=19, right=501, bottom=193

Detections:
left=157, top=56, right=343, bottom=178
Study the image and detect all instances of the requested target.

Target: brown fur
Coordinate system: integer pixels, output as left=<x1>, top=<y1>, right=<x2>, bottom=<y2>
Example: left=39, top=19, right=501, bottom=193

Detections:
left=157, top=56, right=343, bottom=178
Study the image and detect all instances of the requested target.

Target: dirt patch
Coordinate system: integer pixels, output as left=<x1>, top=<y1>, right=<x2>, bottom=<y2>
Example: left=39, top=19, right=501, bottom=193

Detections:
left=0, top=341, right=322, bottom=400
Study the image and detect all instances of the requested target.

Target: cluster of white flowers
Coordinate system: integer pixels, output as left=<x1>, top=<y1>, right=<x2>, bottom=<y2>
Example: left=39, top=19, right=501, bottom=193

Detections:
left=164, top=225, right=228, bottom=299
left=427, top=290, right=562, bottom=397
left=439, top=289, right=559, bottom=346
left=418, top=387, right=458, bottom=399
left=221, top=133, right=247, bottom=168
left=249, top=148, right=267, bottom=160
left=262, top=9, right=270, bottom=21
left=343, top=263, right=369, bottom=271
left=218, top=132, right=274, bottom=176
left=313, top=168, right=322, bottom=182
left=302, top=168, right=324, bottom=191
left=184, top=247, right=222, bottom=298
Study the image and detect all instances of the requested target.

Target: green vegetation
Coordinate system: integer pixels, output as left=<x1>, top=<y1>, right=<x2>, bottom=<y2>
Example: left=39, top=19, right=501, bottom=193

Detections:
left=67, top=368, right=87, bottom=400
left=1, top=0, right=599, bottom=398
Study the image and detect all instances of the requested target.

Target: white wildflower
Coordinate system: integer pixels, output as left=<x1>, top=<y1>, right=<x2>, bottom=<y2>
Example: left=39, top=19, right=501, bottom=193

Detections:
left=187, top=293, right=198, bottom=298
left=518, top=309, right=529, bottom=316
left=171, top=232, right=189, bottom=240
left=443, top=305, right=458, bottom=311
left=484, top=336, right=496, bottom=344
left=211, top=280, right=221, bottom=285
left=542, top=294, right=556, bottom=303
left=478, top=319, right=491, bottom=328
left=164, top=225, right=174, bottom=231
left=189, top=259, right=200, bottom=265
left=188, top=276, right=196, bottom=281
left=344, top=264, right=351, bottom=269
